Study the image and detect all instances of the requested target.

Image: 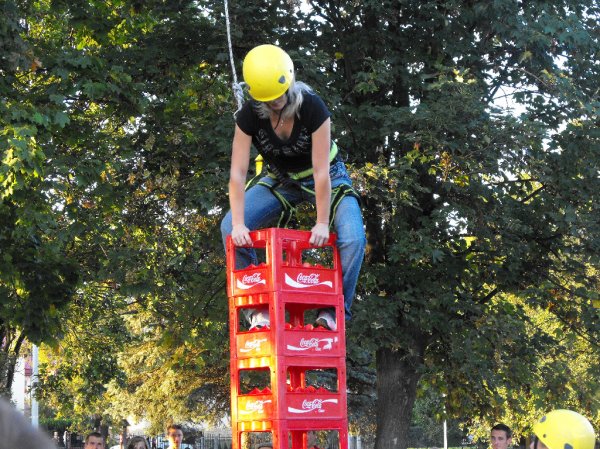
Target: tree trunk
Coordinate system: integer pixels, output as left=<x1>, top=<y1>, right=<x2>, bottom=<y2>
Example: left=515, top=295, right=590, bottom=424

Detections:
left=5, top=332, right=25, bottom=394
left=374, top=336, right=426, bottom=449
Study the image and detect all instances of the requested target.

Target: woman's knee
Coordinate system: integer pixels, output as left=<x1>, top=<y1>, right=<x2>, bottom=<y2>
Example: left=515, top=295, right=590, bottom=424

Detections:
left=338, top=231, right=366, bottom=255
left=334, top=199, right=365, bottom=245
left=220, top=211, right=233, bottom=241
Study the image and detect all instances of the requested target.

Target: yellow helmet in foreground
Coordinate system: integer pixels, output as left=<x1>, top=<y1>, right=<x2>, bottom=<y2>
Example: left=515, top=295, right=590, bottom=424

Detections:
left=243, top=44, right=294, bottom=102
left=533, top=410, right=595, bottom=449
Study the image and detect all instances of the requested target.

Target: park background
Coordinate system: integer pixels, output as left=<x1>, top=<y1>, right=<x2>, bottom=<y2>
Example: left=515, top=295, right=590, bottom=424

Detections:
left=1, top=1, right=599, bottom=449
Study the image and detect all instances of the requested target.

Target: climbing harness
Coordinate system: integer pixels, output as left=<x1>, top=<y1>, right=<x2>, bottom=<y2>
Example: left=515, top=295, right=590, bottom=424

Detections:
left=252, top=178, right=360, bottom=229
left=245, top=142, right=361, bottom=228
left=245, top=142, right=340, bottom=188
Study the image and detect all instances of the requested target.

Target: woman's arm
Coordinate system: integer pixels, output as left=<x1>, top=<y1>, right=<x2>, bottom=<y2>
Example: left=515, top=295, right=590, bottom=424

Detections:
left=229, top=124, right=253, bottom=246
left=310, top=117, right=332, bottom=246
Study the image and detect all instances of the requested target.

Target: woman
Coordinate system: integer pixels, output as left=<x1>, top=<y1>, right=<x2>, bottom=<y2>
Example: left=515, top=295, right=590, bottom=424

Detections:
left=221, top=44, right=366, bottom=331
left=127, top=436, right=150, bottom=449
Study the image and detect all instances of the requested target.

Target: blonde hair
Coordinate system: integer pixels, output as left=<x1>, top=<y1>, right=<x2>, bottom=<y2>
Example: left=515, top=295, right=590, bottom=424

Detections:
left=253, top=80, right=313, bottom=121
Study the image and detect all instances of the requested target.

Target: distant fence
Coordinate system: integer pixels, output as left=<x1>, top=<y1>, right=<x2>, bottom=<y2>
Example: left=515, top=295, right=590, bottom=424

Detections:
left=64, top=432, right=233, bottom=449
left=143, top=432, right=233, bottom=449
left=66, top=433, right=375, bottom=449
left=197, top=434, right=233, bottom=449
left=64, top=434, right=231, bottom=449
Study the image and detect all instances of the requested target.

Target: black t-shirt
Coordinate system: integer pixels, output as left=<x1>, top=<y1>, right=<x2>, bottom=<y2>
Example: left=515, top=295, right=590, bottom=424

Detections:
left=236, top=92, right=331, bottom=173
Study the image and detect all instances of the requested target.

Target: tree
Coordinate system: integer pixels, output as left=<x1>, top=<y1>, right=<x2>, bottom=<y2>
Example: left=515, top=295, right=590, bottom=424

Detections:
left=35, top=282, right=130, bottom=429
left=0, top=0, right=80, bottom=396
left=14, top=0, right=234, bottom=430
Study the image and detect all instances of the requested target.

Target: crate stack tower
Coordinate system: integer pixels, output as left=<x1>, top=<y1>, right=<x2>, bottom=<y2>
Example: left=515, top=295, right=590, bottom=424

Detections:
left=226, top=228, right=348, bottom=449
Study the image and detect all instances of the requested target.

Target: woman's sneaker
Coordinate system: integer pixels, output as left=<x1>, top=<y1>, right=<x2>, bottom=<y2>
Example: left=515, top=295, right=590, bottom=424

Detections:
left=315, top=310, right=337, bottom=331
left=249, top=310, right=270, bottom=331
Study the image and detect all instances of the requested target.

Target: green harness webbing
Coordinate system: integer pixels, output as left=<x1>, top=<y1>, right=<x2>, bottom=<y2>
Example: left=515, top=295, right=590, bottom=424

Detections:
left=245, top=142, right=360, bottom=228
left=254, top=179, right=297, bottom=228
left=245, top=142, right=340, bottom=190
left=253, top=180, right=360, bottom=228
left=284, top=141, right=340, bottom=180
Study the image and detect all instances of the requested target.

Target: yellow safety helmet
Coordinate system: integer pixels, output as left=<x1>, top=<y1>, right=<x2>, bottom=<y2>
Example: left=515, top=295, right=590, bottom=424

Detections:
left=243, top=44, right=294, bottom=102
left=533, top=410, right=595, bottom=449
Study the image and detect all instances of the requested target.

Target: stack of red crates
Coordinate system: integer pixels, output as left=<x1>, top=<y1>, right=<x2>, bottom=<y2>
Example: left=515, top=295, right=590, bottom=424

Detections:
left=226, top=228, right=348, bottom=449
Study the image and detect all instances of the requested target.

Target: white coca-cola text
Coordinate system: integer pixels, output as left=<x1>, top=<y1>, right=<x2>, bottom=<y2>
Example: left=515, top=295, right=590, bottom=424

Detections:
left=296, top=273, right=320, bottom=284
left=242, top=273, right=263, bottom=284
left=299, top=338, right=319, bottom=349
left=243, top=339, right=267, bottom=351
left=302, top=399, right=323, bottom=411
left=245, top=400, right=269, bottom=412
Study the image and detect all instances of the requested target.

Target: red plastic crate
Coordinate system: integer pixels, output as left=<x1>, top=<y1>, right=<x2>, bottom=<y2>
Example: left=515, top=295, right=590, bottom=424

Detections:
left=230, top=357, right=347, bottom=423
left=230, top=291, right=341, bottom=310
left=229, top=293, right=346, bottom=359
left=227, top=228, right=349, bottom=449
left=235, top=389, right=345, bottom=421
left=231, top=419, right=348, bottom=449
left=233, top=325, right=344, bottom=359
left=226, top=228, right=343, bottom=298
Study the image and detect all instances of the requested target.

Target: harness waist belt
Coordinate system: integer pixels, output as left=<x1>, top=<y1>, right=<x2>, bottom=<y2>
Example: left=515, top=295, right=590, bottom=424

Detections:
left=267, top=141, right=339, bottom=181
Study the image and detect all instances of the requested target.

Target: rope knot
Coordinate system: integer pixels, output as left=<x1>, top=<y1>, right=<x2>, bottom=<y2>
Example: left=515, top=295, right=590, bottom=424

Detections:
left=232, top=81, right=245, bottom=116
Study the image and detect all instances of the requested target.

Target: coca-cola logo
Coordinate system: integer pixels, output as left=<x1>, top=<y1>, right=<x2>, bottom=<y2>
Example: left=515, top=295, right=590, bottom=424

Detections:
left=297, top=273, right=320, bottom=284
left=236, top=272, right=266, bottom=290
left=240, top=338, right=267, bottom=353
left=302, top=399, right=323, bottom=410
left=300, top=338, right=319, bottom=349
left=243, top=273, right=262, bottom=283
left=288, top=398, right=338, bottom=414
left=240, top=399, right=271, bottom=414
left=284, top=273, right=333, bottom=289
left=287, top=337, right=335, bottom=352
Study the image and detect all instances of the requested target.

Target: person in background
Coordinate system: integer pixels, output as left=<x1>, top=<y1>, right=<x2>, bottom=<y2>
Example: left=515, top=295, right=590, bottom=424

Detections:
left=166, top=424, right=184, bottom=449
left=127, top=436, right=150, bottom=449
left=490, top=423, right=512, bottom=449
left=84, top=432, right=105, bottom=449
left=530, top=410, right=595, bottom=449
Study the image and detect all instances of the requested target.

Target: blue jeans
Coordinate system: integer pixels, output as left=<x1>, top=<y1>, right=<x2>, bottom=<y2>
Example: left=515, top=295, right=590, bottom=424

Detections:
left=221, top=161, right=366, bottom=320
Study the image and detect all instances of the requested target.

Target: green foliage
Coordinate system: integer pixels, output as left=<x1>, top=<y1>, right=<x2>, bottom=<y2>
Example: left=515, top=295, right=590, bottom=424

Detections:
left=1, top=0, right=81, bottom=395
left=409, top=388, right=464, bottom=448
left=35, top=282, right=130, bottom=429
left=40, top=417, right=74, bottom=433
left=291, top=0, right=600, bottom=443
left=4, top=0, right=233, bottom=429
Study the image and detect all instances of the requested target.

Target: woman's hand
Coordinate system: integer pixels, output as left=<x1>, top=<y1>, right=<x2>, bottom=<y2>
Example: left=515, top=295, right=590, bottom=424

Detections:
left=310, top=222, right=330, bottom=246
left=232, top=223, right=252, bottom=246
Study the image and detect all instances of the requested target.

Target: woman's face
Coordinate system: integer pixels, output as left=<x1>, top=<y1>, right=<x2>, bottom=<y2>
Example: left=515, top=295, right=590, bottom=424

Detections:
left=133, top=442, right=146, bottom=449
left=265, top=94, right=287, bottom=112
